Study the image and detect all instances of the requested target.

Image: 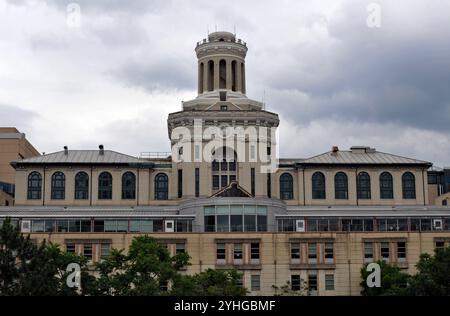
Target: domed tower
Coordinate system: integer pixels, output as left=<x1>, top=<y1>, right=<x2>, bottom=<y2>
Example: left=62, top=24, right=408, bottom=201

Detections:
left=167, top=31, right=279, bottom=198
left=181, top=31, right=262, bottom=111
left=196, top=31, right=248, bottom=96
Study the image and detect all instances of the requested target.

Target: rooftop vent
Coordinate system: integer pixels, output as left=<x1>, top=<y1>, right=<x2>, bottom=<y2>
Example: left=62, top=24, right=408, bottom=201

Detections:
left=63, top=146, right=68, bottom=155
left=332, top=146, right=339, bottom=153
left=99, top=144, right=104, bottom=155
left=350, top=146, right=376, bottom=154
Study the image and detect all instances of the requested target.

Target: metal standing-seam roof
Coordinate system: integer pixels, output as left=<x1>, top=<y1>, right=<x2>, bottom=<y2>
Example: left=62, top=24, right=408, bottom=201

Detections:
left=300, top=147, right=431, bottom=166
left=11, top=150, right=144, bottom=165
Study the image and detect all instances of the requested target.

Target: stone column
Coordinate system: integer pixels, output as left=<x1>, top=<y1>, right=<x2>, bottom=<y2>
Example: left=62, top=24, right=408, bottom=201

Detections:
left=237, top=62, right=242, bottom=93
left=226, top=58, right=232, bottom=90
left=214, top=58, right=220, bottom=91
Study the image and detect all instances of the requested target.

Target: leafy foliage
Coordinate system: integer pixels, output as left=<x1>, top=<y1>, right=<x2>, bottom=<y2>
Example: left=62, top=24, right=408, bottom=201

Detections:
left=360, top=260, right=409, bottom=296
left=0, top=218, right=92, bottom=296
left=171, top=268, right=247, bottom=296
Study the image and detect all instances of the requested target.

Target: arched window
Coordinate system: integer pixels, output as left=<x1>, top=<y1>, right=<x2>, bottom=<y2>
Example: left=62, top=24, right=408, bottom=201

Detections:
left=380, top=172, right=393, bottom=199
left=402, top=172, right=416, bottom=199
left=75, top=172, right=89, bottom=200
left=27, top=171, right=42, bottom=200
left=312, top=172, right=326, bottom=199
left=334, top=172, right=348, bottom=199
left=122, top=172, right=136, bottom=200
left=207, top=60, right=214, bottom=91
left=219, top=59, right=226, bottom=89
left=357, top=172, right=371, bottom=199
left=279, top=173, right=293, bottom=200
left=241, top=63, right=246, bottom=93
left=155, top=173, right=169, bottom=200
left=199, top=62, right=204, bottom=94
left=98, top=172, right=113, bottom=200
left=51, top=172, right=65, bottom=200
left=231, top=60, right=237, bottom=91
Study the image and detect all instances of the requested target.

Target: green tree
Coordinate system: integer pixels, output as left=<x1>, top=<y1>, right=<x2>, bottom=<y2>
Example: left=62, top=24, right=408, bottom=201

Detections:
left=360, top=260, right=409, bottom=296
left=0, top=218, right=91, bottom=296
left=407, top=246, right=450, bottom=296
left=171, top=268, right=247, bottom=296
left=88, top=235, right=191, bottom=296
left=272, top=280, right=308, bottom=296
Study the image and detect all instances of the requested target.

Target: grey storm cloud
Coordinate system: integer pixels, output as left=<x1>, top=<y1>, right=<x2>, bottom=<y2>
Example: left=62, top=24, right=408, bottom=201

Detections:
left=254, top=0, right=450, bottom=132
left=1, top=0, right=450, bottom=166
left=108, top=59, right=195, bottom=93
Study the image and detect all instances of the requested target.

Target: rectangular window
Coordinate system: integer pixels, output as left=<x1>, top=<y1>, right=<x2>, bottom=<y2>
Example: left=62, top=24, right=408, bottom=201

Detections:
left=267, top=173, right=271, bottom=198
left=230, top=205, right=243, bottom=232
left=324, top=242, right=334, bottom=263
left=308, top=273, right=318, bottom=293
left=435, top=240, right=446, bottom=251
left=251, top=275, right=261, bottom=291
left=68, top=220, right=80, bottom=233
left=397, top=241, right=406, bottom=260
left=364, top=242, right=374, bottom=261
left=66, top=243, right=75, bottom=254
left=250, top=242, right=260, bottom=260
left=221, top=175, right=228, bottom=188
left=176, top=243, right=185, bottom=254
left=32, top=220, right=45, bottom=232
left=380, top=241, right=390, bottom=261
left=100, top=243, right=110, bottom=259
left=251, top=168, right=255, bottom=196
left=217, top=214, right=229, bottom=232
left=217, top=243, right=226, bottom=261
left=213, top=175, right=219, bottom=190
left=308, top=243, right=317, bottom=263
left=83, top=243, right=92, bottom=260
left=195, top=168, right=200, bottom=197
left=291, top=242, right=301, bottom=262
left=325, top=274, right=335, bottom=291
left=178, top=169, right=183, bottom=198
left=291, top=275, right=301, bottom=291
left=80, top=220, right=91, bottom=233
left=57, top=220, right=68, bottom=233
left=234, top=243, right=243, bottom=261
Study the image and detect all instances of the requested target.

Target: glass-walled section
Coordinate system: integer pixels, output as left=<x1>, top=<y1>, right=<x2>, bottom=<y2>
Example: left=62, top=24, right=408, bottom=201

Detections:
left=204, top=205, right=267, bottom=232
left=277, top=217, right=450, bottom=232
left=23, top=218, right=193, bottom=233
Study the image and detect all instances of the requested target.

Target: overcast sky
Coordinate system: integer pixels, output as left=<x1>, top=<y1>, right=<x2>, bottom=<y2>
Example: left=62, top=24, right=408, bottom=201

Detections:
left=1, top=0, right=449, bottom=167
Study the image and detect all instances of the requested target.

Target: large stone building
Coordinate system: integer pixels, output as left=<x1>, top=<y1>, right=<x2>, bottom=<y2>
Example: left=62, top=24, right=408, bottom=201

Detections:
left=0, top=127, right=40, bottom=206
left=1, top=32, right=450, bottom=296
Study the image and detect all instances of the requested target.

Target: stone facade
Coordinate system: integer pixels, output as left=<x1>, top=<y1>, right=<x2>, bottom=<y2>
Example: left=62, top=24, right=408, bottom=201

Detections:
left=1, top=31, right=450, bottom=296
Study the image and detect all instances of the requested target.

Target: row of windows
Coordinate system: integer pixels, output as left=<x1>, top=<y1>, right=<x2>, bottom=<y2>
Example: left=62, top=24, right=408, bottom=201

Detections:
left=204, top=205, right=268, bottom=232
left=364, top=240, right=407, bottom=264
left=279, top=171, right=417, bottom=200
left=291, top=273, right=334, bottom=294
left=65, top=240, right=185, bottom=263
left=216, top=241, right=260, bottom=266
left=278, top=217, right=450, bottom=232
left=290, top=241, right=334, bottom=265
left=27, top=171, right=169, bottom=201
left=28, top=218, right=193, bottom=233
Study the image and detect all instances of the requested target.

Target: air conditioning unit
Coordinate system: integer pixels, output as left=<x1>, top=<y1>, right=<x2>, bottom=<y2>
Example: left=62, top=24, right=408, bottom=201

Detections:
left=433, top=219, right=443, bottom=231
left=165, top=220, right=175, bottom=233
left=21, top=220, right=31, bottom=233
left=296, top=219, right=305, bottom=232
